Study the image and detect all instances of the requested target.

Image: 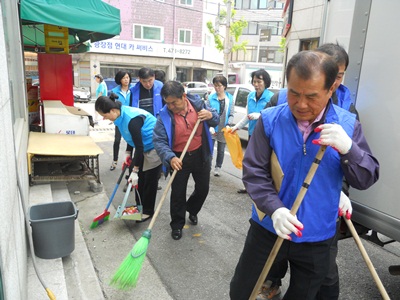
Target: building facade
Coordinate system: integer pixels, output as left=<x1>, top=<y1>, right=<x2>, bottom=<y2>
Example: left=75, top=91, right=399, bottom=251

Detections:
left=232, top=0, right=285, bottom=64
left=74, top=0, right=226, bottom=96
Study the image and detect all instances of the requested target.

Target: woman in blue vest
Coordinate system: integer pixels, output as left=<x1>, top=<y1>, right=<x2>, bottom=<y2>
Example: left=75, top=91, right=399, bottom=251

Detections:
left=231, top=69, right=273, bottom=193
left=109, top=70, right=133, bottom=171
left=231, top=69, right=273, bottom=138
left=95, top=93, right=162, bottom=223
left=206, top=75, right=234, bottom=176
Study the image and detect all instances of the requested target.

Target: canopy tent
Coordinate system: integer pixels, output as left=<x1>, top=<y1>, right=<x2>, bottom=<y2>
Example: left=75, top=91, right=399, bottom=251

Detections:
left=20, top=0, right=121, bottom=53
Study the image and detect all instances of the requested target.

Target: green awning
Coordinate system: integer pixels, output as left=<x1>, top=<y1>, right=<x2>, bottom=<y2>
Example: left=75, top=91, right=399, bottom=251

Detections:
left=20, top=0, right=121, bottom=53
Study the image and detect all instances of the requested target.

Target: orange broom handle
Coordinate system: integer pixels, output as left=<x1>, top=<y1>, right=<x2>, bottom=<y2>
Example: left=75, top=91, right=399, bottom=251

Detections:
left=343, top=218, right=390, bottom=299
left=147, top=118, right=202, bottom=231
left=249, top=145, right=327, bottom=300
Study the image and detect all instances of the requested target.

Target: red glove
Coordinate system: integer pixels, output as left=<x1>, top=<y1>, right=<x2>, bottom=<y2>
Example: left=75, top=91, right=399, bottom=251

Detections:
left=122, top=151, right=132, bottom=170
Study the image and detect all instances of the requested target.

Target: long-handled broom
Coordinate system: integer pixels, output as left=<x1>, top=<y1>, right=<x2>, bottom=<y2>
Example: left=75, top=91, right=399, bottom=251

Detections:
left=90, top=164, right=128, bottom=229
left=343, top=217, right=390, bottom=299
left=249, top=145, right=327, bottom=300
left=110, top=118, right=202, bottom=290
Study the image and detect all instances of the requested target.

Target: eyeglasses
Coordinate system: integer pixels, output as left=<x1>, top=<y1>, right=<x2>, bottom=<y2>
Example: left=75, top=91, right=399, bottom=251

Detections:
left=214, top=84, right=224, bottom=88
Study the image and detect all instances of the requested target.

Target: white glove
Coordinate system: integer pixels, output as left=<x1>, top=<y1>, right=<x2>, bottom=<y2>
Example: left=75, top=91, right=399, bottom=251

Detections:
left=128, top=172, right=138, bottom=186
left=248, top=112, right=261, bottom=120
left=209, top=127, right=216, bottom=135
left=313, top=123, right=352, bottom=154
left=230, top=125, right=239, bottom=133
left=271, top=207, right=304, bottom=240
left=338, top=191, right=352, bottom=219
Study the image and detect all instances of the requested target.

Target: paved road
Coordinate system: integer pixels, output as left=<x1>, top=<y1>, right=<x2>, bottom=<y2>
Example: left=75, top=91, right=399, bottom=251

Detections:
left=72, top=102, right=400, bottom=299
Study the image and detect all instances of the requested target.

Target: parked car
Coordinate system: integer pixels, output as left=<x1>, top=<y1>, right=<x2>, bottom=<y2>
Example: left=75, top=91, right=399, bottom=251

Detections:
left=73, top=86, right=91, bottom=103
left=226, top=84, right=280, bottom=141
left=182, top=81, right=212, bottom=95
left=226, top=84, right=254, bottom=141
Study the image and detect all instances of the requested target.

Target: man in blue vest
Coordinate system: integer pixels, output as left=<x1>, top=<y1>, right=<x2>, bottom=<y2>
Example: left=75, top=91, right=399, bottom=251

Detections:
left=259, top=43, right=362, bottom=300
left=124, top=67, right=164, bottom=191
left=153, top=81, right=219, bottom=240
left=229, top=51, right=379, bottom=299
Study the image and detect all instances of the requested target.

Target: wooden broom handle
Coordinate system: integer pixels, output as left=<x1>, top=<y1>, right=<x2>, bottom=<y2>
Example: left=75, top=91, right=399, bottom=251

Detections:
left=249, top=146, right=327, bottom=300
left=147, top=119, right=202, bottom=230
left=343, top=218, right=390, bottom=299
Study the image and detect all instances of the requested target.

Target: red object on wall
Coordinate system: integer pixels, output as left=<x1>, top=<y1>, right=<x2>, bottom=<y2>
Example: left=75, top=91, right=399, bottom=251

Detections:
left=38, top=53, right=73, bottom=106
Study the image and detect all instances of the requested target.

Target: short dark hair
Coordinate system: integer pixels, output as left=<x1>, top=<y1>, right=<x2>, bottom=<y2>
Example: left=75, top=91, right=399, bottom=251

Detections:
left=94, top=74, right=104, bottom=82
left=138, top=67, right=155, bottom=79
left=316, top=42, right=349, bottom=70
left=213, top=75, right=228, bottom=89
left=114, top=71, right=132, bottom=85
left=95, top=92, right=121, bottom=114
left=160, top=81, right=185, bottom=100
left=251, top=69, right=271, bottom=88
left=286, top=50, right=338, bottom=91
left=154, top=70, right=166, bottom=83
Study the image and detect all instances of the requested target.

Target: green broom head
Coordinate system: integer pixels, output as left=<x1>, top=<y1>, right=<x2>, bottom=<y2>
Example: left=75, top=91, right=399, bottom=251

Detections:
left=110, top=229, right=152, bottom=290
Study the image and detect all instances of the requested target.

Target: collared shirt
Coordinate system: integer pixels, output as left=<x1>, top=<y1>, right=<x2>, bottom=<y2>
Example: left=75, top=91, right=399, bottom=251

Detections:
left=173, top=100, right=202, bottom=152
left=297, top=108, right=325, bottom=142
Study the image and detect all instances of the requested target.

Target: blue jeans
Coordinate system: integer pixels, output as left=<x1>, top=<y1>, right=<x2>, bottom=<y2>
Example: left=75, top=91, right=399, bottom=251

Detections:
left=212, top=139, right=225, bottom=168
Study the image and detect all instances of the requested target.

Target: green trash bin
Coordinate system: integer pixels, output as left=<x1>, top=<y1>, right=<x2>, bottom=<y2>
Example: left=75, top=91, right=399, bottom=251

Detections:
left=29, top=201, right=78, bottom=259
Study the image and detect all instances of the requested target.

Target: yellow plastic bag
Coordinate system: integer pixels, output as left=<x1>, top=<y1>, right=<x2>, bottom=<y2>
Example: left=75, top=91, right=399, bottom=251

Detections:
left=222, top=128, right=244, bottom=169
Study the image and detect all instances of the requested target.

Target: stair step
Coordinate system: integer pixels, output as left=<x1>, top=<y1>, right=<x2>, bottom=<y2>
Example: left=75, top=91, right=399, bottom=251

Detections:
left=27, top=183, right=69, bottom=300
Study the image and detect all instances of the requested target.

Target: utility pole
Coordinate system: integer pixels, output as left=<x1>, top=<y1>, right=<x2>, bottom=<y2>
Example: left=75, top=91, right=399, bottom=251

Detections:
left=223, top=0, right=232, bottom=79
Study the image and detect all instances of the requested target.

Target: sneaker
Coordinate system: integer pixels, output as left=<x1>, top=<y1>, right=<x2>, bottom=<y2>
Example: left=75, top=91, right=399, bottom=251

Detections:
left=110, top=161, right=117, bottom=171
left=256, top=281, right=281, bottom=300
left=214, top=167, right=220, bottom=177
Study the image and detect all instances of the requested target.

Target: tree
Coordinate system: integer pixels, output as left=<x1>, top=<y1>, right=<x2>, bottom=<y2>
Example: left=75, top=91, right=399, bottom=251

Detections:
left=206, top=1, right=248, bottom=54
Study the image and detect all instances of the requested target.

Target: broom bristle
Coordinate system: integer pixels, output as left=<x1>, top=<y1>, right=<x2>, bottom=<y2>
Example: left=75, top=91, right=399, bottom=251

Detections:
left=110, top=229, right=151, bottom=290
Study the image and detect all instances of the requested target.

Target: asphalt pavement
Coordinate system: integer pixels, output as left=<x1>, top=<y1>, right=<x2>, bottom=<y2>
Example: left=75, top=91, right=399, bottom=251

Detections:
left=66, top=104, right=400, bottom=299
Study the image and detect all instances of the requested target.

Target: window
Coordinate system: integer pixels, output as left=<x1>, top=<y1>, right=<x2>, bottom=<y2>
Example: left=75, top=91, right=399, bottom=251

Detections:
left=180, top=0, right=193, bottom=5
left=235, top=0, right=283, bottom=10
left=231, top=46, right=257, bottom=62
left=178, top=29, right=192, bottom=44
left=243, top=21, right=283, bottom=36
left=205, top=34, right=213, bottom=46
left=261, top=21, right=283, bottom=36
left=133, top=24, right=163, bottom=42
left=236, top=88, right=251, bottom=107
left=242, top=22, right=258, bottom=35
left=300, top=38, right=319, bottom=51
left=258, top=47, right=283, bottom=63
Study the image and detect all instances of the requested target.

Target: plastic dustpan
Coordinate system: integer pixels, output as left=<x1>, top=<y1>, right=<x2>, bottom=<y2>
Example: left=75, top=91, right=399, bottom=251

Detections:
left=114, top=182, right=142, bottom=221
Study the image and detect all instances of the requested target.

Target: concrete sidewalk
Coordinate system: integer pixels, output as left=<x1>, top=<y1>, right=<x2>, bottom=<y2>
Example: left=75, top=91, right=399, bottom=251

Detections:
left=27, top=180, right=173, bottom=300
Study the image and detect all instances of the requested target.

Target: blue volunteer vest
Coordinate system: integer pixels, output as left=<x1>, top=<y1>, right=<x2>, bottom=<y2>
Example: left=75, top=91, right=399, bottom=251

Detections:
left=130, top=80, right=163, bottom=115
left=114, top=106, right=156, bottom=152
left=247, top=89, right=273, bottom=136
left=208, top=91, right=234, bottom=131
left=254, top=102, right=356, bottom=242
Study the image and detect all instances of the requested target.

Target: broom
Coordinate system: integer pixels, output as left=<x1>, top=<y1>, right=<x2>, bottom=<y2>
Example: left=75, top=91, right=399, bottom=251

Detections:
left=110, top=118, right=202, bottom=290
left=90, top=164, right=128, bottom=229
left=343, top=218, right=390, bottom=299
left=249, top=145, right=327, bottom=300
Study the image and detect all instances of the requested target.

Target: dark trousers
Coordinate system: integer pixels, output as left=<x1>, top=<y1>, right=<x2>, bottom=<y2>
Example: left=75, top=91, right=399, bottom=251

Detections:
left=266, top=222, right=340, bottom=299
left=113, top=126, right=122, bottom=161
left=170, top=148, right=211, bottom=230
left=136, top=164, right=162, bottom=216
left=230, top=220, right=333, bottom=300
left=316, top=224, right=339, bottom=300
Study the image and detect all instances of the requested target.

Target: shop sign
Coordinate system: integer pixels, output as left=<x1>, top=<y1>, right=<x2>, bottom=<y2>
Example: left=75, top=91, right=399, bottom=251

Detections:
left=90, top=39, right=203, bottom=60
